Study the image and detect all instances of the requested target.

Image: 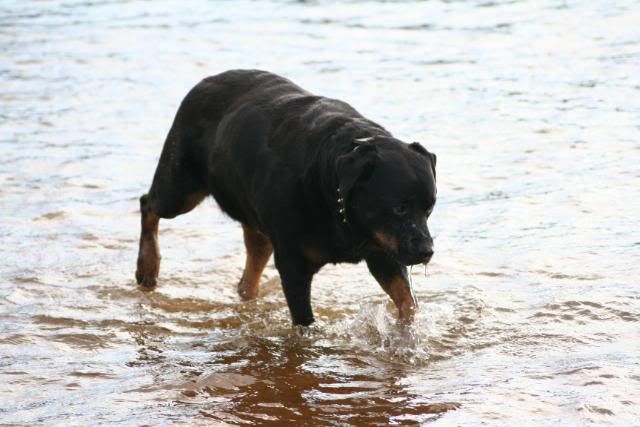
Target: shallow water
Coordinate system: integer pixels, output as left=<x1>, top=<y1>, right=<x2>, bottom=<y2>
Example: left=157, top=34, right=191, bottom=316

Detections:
left=1, top=0, right=639, bottom=425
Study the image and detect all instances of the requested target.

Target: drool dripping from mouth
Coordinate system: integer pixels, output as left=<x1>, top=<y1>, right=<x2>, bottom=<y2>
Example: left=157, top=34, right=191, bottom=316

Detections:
left=408, top=262, right=430, bottom=283
left=409, top=265, right=413, bottom=288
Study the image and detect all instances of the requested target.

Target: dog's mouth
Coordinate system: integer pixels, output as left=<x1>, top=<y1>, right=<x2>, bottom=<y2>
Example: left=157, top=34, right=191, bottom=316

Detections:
left=394, top=240, right=434, bottom=266
left=420, top=251, right=434, bottom=265
left=372, top=230, right=434, bottom=266
left=399, top=252, right=433, bottom=267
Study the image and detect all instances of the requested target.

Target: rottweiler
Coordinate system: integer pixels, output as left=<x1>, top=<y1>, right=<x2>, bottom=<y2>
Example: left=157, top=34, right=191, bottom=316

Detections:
left=136, top=70, right=437, bottom=326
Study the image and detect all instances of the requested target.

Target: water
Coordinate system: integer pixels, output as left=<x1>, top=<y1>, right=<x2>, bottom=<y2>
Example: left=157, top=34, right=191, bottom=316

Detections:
left=1, top=0, right=639, bottom=424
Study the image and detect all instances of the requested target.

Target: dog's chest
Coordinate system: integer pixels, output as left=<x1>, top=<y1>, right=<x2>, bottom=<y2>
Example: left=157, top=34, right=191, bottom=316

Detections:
left=301, top=237, right=368, bottom=266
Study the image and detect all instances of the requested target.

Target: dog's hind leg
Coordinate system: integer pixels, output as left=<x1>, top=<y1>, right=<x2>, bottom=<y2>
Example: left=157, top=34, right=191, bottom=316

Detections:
left=237, top=224, right=273, bottom=300
left=135, top=128, right=207, bottom=288
left=135, top=191, right=206, bottom=288
left=136, top=194, right=161, bottom=288
left=135, top=189, right=206, bottom=288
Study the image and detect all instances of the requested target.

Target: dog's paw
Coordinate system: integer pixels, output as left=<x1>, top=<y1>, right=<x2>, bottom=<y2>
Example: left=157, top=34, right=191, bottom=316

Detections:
left=237, top=279, right=258, bottom=301
left=135, top=268, right=157, bottom=289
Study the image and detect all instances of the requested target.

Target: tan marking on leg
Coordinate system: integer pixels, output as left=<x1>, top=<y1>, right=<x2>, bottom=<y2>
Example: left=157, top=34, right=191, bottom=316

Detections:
left=177, top=192, right=207, bottom=216
left=378, top=275, right=418, bottom=323
left=136, top=209, right=160, bottom=288
left=238, top=224, right=273, bottom=300
left=373, top=230, right=399, bottom=254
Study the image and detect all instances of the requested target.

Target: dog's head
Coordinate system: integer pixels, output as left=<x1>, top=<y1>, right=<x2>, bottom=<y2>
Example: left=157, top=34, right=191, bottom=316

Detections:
left=336, top=137, right=437, bottom=266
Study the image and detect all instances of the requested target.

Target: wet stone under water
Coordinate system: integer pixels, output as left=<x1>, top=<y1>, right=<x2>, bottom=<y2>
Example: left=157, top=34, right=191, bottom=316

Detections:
left=1, top=0, right=639, bottom=425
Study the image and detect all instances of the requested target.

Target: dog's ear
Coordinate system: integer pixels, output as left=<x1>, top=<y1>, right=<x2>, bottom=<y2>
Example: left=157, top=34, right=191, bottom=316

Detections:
left=409, top=142, right=436, bottom=180
left=336, top=144, right=379, bottom=200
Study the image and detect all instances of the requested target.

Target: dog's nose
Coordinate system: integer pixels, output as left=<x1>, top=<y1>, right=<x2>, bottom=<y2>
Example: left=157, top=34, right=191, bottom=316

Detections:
left=410, top=237, right=433, bottom=261
left=419, top=247, right=434, bottom=262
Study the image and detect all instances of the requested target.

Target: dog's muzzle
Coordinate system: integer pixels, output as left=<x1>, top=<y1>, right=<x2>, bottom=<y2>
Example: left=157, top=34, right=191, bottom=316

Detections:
left=404, top=236, right=433, bottom=266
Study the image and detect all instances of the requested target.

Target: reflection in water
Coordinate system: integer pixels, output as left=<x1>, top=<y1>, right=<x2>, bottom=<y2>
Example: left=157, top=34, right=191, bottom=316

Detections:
left=124, top=301, right=465, bottom=425
left=1, top=0, right=639, bottom=425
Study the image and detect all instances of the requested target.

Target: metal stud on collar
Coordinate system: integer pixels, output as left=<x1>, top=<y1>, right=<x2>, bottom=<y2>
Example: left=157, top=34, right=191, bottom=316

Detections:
left=336, top=187, right=347, bottom=223
left=354, top=136, right=375, bottom=144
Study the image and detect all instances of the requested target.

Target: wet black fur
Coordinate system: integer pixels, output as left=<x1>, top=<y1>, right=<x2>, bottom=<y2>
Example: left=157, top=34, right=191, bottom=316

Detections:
left=143, top=70, right=437, bottom=325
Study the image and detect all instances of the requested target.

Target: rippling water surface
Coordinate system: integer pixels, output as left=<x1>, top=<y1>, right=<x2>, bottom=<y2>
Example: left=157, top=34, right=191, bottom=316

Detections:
left=1, top=1, right=639, bottom=425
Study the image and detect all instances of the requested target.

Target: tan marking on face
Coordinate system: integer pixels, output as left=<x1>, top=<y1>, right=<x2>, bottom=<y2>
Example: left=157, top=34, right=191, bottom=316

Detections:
left=373, top=230, right=399, bottom=254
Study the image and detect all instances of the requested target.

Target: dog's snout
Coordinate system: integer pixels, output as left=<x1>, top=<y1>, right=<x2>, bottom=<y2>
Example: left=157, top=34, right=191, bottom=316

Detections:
left=418, top=245, right=433, bottom=261
left=410, top=236, right=433, bottom=261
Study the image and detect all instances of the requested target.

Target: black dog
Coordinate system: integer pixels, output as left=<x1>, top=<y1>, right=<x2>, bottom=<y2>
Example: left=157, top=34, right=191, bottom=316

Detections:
left=136, top=70, right=437, bottom=326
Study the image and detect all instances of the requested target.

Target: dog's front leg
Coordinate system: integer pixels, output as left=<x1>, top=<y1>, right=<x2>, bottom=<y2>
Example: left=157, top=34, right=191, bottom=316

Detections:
left=366, top=252, right=417, bottom=323
left=273, top=250, right=316, bottom=326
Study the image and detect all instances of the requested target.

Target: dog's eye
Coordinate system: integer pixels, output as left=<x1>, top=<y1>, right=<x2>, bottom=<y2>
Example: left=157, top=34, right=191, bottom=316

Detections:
left=393, top=203, right=408, bottom=216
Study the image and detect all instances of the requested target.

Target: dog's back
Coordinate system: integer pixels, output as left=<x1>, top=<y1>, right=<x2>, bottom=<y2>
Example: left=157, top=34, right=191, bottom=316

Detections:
left=165, top=69, right=387, bottom=228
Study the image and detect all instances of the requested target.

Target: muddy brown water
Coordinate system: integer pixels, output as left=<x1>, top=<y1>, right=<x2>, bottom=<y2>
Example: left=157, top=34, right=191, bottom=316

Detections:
left=1, top=1, right=639, bottom=425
